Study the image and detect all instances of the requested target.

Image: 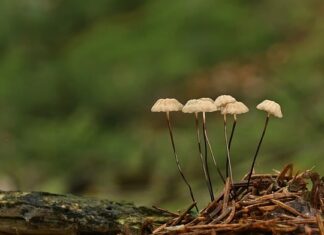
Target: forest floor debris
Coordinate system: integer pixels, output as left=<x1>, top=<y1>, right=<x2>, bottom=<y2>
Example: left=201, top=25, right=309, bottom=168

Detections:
left=153, top=164, right=324, bottom=234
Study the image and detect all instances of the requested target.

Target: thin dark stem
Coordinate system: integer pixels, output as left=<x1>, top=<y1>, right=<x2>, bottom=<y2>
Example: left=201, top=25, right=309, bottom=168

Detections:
left=166, top=112, right=199, bottom=212
left=223, top=115, right=233, bottom=184
left=194, top=113, right=213, bottom=197
left=202, top=112, right=215, bottom=201
left=226, top=117, right=237, bottom=178
left=246, top=114, right=270, bottom=189
left=205, top=128, right=226, bottom=184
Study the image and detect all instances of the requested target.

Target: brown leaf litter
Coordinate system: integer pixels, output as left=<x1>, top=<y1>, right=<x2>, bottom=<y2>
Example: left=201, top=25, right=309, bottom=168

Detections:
left=153, top=164, right=324, bottom=235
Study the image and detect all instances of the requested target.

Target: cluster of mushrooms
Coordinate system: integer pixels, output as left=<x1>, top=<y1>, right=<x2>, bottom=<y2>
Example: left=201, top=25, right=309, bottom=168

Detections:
left=151, top=96, right=283, bottom=211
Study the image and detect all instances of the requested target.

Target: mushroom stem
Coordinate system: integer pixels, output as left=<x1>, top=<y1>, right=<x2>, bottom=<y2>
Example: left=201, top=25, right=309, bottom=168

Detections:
left=194, top=113, right=214, bottom=197
left=226, top=115, right=237, bottom=178
left=166, top=112, right=198, bottom=212
left=205, top=128, right=226, bottom=184
left=223, top=114, right=234, bottom=185
left=247, top=114, right=270, bottom=189
left=202, top=112, right=215, bottom=201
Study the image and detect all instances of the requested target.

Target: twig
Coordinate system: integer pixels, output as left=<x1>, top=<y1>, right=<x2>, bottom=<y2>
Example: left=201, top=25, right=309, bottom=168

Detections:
left=270, top=199, right=307, bottom=218
left=210, top=207, right=231, bottom=224
left=172, top=202, right=197, bottom=226
left=152, top=205, right=179, bottom=217
left=222, top=177, right=231, bottom=212
left=223, top=200, right=236, bottom=224
left=316, top=212, right=324, bottom=235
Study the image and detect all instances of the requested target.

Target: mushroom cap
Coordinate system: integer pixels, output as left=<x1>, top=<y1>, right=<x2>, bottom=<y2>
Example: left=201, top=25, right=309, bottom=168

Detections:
left=221, top=101, right=249, bottom=115
left=182, top=99, right=200, bottom=113
left=151, top=98, right=183, bottom=112
left=199, top=97, right=214, bottom=103
left=256, top=100, right=283, bottom=118
left=182, top=98, right=218, bottom=113
left=214, top=95, right=236, bottom=108
left=197, top=98, right=218, bottom=112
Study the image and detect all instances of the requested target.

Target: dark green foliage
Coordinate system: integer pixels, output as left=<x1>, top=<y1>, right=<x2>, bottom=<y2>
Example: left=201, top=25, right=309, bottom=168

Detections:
left=0, top=0, right=323, bottom=208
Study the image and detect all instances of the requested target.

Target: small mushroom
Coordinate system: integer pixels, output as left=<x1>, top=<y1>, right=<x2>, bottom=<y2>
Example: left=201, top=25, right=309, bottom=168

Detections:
left=247, top=100, right=283, bottom=188
left=221, top=101, right=249, bottom=178
left=151, top=98, right=198, bottom=211
left=183, top=99, right=225, bottom=201
left=197, top=98, right=219, bottom=201
left=215, top=95, right=236, bottom=184
left=222, top=101, right=249, bottom=118
left=214, top=95, right=236, bottom=110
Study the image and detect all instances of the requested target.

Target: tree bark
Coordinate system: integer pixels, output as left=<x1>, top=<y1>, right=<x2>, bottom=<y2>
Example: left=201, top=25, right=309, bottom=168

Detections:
left=0, top=191, right=172, bottom=235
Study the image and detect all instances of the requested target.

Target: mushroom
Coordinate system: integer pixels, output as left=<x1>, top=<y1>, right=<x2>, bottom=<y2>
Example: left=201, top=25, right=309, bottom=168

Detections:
left=246, top=100, right=283, bottom=188
left=183, top=99, right=225, bottom=201
left=151, top=98, right=198, bottom=211
left=197, top=98, right=219, bottom=201
left=199, top=99, right=226, bottom=184
left=215, top=95, right=237, bottom=184
left=221, top=101, right=249, bottom=178
left=214, top=95, right=236, bottom=109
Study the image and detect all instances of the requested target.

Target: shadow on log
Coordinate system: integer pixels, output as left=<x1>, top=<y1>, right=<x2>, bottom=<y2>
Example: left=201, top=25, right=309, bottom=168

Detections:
left=0, top=191, right=172, bottom=235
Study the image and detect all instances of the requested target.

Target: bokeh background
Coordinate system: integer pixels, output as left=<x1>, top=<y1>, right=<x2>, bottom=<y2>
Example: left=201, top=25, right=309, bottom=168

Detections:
left=0, top=0, right=323, bottom=209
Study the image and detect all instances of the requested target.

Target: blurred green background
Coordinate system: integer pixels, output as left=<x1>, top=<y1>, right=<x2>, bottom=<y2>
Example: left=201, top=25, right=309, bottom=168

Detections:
left=0, top=0, right=323, bottom=209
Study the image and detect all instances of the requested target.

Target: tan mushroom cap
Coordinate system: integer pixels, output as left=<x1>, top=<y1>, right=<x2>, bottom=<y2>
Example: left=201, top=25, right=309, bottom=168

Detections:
left=197, top=98, right=218, bottom=112
left=182, top=98, right=218, bottom=113
left=151, top=98, right=183, bottom=112
left=256, top=100, right=283, bottom=118
left=214, top=95, right=236, bottom=108
left=199, top=97, right=214, bottom=103
left=182, top=99, right=200, bottom=113
left=221, top=101, right=249, bottom=115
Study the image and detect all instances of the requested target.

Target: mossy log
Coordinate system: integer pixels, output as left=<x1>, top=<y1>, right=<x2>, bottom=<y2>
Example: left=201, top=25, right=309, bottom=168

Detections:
left=0, top=191, right=172, bottom=235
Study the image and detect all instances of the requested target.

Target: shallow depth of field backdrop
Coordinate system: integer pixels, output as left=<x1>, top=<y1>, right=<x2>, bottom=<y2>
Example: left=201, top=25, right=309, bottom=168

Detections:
left=0, top=0, right=323, bottom=209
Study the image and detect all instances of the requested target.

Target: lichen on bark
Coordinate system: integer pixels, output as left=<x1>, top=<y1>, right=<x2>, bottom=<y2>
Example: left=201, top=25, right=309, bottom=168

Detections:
left=0, top=191, right=171, bottom=235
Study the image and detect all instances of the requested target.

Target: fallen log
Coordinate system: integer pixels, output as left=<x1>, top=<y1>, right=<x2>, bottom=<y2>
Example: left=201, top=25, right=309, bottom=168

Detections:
left=0, top=191, right=172, bottom=235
